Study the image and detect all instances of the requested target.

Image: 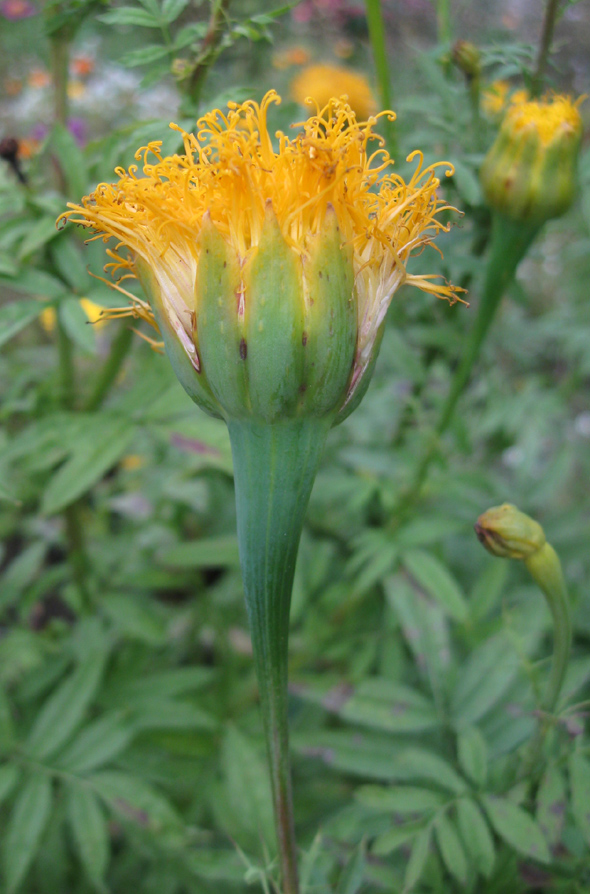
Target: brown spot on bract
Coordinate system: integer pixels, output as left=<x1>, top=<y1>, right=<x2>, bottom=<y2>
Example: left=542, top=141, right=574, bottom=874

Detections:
left=299, top=383, right=307, bottom=393
left=239, top=337, right=247, bottom=360
left=302, top=331, right=308, bottom=346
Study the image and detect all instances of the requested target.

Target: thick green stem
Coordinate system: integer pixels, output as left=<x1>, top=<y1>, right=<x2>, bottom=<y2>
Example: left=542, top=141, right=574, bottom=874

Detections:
left=83, top=325, right=133, bottom=412
left=364, top=0, right=397, bottom=156
left=531, top=0, right=561, bottom=97
left=228, top=417, right=331, bottom=894
left=396, top=215, right=540, bottom=516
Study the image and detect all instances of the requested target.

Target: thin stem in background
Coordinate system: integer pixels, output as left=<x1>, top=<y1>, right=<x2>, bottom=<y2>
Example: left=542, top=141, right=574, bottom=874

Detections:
left=83, top=325, right=134, bottom=412
left=364, top=0, right=397, bottom=157
left=531, top=0, right=561, bottom=97
left=184, top=0, right=231, bottom=108
left=435, top=0, right=452, bottom=44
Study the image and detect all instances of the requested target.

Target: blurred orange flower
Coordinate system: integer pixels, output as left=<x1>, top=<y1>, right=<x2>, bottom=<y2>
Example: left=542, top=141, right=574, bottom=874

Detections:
left=291, top=64, right=377, bottom=119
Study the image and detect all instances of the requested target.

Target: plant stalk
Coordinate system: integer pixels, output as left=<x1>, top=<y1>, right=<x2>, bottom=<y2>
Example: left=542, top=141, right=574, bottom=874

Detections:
left=396, top=214, right=540, bottom=516
left=228, top=417, right=331, bottom=894
left=531, top=0, right=561, bottom=97
left=522, top=543, right=571, bottom=782
left=83, top=325, right=134, bottom=412
left=364, top=0, right=397, bottom=156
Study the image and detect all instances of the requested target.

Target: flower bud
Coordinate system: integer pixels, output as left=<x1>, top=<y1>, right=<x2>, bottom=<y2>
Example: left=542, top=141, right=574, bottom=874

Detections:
left=474, top=503, right=546, bottom=560
left=452, top=41, right=480, bottom=80
left=480, top=94, right=583, bottom=224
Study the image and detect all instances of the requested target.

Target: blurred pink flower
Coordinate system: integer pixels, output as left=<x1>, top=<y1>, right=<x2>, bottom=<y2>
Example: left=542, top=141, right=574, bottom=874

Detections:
left=293, top=0, right=364, bottom=25
left=0, top=0, right=37, bottom=19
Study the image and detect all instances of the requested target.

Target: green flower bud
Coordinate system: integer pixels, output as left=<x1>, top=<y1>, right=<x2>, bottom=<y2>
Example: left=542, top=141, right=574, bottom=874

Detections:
left=480, top=94, right=583, bottom=224
left=452, top=40, right=481, bottom=80
left=474, top=503, right=546, bottom=560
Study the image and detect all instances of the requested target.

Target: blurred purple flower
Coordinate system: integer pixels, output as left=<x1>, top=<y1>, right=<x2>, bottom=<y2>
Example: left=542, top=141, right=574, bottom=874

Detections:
left=1, top=0, right=37, bottom=19
left=29, top=118, right=86, bottom=148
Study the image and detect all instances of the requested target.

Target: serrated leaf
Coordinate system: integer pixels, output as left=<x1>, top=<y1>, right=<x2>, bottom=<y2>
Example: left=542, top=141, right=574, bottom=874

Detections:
left=42, top=414, right=135, bottom=514
left=161, top=0, right=189, bottom=22
left=3, top=774, right=52, bottom=894
left=403, top=824, right=431, bottom=891
left=372, top=819, right=425, bottom=856
left=90, top=770, right=182, bottom=842
left=59, top=297, right=96, bottom=353
left=403, top=550, right=468, bottom=622
left=536, top=764, right=566, bottom=847
left=99, top=7, right=161, bottom=26
left=0, top=300, right=48, bottom=347
left=120, top=44, right=170, bottom=66
left=356, top=784, right=446, bottom=814
left=482, top=795, right=550, bottom=863
left=159, top=535, right=240, bottom=568
left=336, top=838, right=366, bottom=894
left=451, top=635, right=519, bottom=727
left=56, top=713, right=132, bottom=774
left=434, top=811, right=468, bottom=885
left=457, top=727, right=488, bottom=787
left=66, top=785, right=109, bottom=890
left=0, top=764, right=20, bottom=804
left=569, top=752, right=590, bottom=845
left=25, top=654, right=106, bottom=760
left=456, top=798, right=495, bottom=878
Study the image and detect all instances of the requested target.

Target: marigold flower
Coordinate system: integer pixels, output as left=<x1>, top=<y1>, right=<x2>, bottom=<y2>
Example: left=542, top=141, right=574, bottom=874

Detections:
left=61, top=91, right=461, bottom=423
left=291, top=65, right=377, bottom=120
left=480, top=93, right=584, bottom=223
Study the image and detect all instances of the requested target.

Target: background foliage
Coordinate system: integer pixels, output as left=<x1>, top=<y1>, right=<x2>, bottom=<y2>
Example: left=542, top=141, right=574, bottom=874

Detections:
left=1, top=0, right=590, bottom=891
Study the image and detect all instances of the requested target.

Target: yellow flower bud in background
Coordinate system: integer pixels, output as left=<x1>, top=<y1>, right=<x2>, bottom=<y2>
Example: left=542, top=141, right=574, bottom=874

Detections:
left=291, top=65, right=377, bottom=120
left=474, top=503, right=546, bottom=560
left=480, top=80, right=529, bottom=121
left=480, top=94, right=584, bottom=224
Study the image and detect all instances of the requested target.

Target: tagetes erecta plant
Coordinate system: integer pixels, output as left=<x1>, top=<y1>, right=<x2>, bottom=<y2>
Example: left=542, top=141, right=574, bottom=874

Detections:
left=61, top=91, right=461, bottom=894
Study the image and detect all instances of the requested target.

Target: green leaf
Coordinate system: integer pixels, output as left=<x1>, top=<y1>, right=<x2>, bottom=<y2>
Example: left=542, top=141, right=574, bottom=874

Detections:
left=434, top=811, right=468, bottom=885
left=451, top=636, right=519, bottom=728
left=48, top=124, right=88, bottom=200
left=0, top=764, right=20, bottom=805
left=0, top=269, right=65, bottom=300
left=569, top=752, right=590, bottom=845
left=110, top=666, right=214, bottom=703
left=101, top=593, right=166, bottom=645
left=536, top=764, right=566, bottom=848
left=336, top=839, right=366, bottom=894
left=25, top=654, right=106, bottom=760
left=457, top=727, right=488, bottom=787
left=452, top=160, right=482, bottom=205
left=403, top=824, right=431, bottom=891
left=17, top=217, right=60, bottom=261
left=49, top=237, right=89, bottom=293
left=456, top=798, right=495, bottom=878
left=99, top=7, right=161, bottom=26
left=482, top=795, right=550, bottom=863
left=402, top=549, right=468, bottom=622
left=161, top=0, right=189, bottom=22
left=42, top=414, right=136, bottom=514
left=66, top=785, right=109, bottom=890
left=221, top=725, right=274, bottom=851
left=56, top=712, right=133, bottom=774
left=3, top=774, right=52, bottom=894
left=0, top=300, right=48, bottom=347
left=59, top=297, right=96, bottom=353
left=120, top=44, right=171, bottom=66
left=356, top=784, right=447, bottom=814
left=372, top=819, right=426, bottom=856
left=129, top=699, right=215, bottom=732
left=90, top=770, right=182, bottom=843
left=159, top=535, right=240, bottom=568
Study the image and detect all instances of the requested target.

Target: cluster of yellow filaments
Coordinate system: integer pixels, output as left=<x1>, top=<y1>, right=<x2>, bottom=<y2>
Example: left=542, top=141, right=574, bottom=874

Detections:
left=502, top=93, right=584, bottom=145
left=62, top=91, right=461, bottom=350
left=481, top=80, right=529, bottom=119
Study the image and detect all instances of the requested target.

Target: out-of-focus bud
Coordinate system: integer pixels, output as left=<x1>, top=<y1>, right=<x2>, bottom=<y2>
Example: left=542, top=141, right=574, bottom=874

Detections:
left=474, top=503, right=546, bottom=560
left=452, top=41, right=481, bottom=80
left=480, top=94, right=584, bottom=224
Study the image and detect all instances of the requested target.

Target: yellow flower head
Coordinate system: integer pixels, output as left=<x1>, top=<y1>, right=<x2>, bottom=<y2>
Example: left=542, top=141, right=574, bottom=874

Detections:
left=480, top=93, right=584, bottom=223
left=62, top=91, right=461, bottom=422
left=481, top=80, right=528, bottom=120
left=291, top=65, right=377, bottom=121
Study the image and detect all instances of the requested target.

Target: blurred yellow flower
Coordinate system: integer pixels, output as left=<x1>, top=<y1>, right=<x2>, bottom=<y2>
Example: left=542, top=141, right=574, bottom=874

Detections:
left=120, top=454, right=145, bottom=471
left=291, top=64, right=377, bottom=120
left=40, top=299, right=106, bottom=334
left=481, top=80, right=528, bottom=119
